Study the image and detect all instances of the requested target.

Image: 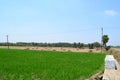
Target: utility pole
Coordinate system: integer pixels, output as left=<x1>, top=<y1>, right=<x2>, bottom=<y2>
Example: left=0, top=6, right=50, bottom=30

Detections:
left=101, top=28, right=103, bottom=53
left=6, top=35, right=9, bottom=49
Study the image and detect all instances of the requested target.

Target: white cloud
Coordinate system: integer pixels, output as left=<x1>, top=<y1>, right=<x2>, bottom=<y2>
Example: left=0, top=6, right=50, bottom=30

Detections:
left=105, top=10, right=117, bottom=16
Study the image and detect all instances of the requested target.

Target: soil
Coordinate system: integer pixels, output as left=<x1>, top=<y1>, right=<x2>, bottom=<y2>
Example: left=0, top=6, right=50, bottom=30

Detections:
left=0, top=46, right=101, bottom=53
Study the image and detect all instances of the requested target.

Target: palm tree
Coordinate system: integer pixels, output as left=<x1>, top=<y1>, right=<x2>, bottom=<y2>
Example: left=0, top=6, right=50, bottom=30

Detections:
left=102, top=35, right=109, bottom=48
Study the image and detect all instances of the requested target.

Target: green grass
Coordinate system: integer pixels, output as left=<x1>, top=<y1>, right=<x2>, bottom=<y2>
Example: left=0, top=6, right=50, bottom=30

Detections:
left=0, top=49, right=105, bottom=80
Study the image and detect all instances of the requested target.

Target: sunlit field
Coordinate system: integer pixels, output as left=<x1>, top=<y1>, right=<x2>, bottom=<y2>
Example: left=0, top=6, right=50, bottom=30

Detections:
left=0, top=49, right=105, bottom=80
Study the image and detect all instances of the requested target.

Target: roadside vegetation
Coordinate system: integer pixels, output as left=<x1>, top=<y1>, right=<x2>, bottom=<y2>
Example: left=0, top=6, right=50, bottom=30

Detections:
left=108, top=48, right=120, bottom=64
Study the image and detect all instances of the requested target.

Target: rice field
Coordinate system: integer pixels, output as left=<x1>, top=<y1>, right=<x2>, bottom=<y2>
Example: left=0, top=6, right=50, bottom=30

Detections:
left=0, top=49, right=105, bottom=80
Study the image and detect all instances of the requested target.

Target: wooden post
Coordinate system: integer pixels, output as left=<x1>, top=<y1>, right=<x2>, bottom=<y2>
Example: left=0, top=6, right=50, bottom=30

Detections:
left=101, top=28, right=103, bottom=53
left=6, top=35, right=9, bottom=49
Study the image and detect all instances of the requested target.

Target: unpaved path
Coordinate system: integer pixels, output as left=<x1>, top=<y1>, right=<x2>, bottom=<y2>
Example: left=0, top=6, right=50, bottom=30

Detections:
left=103, top=60, right=120, bottom=80
left=86, top=48, right=120, bottom=80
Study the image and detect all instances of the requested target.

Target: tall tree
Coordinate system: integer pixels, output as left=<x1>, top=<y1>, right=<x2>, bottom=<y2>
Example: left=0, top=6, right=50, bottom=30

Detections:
left=73, top=42, right=77, bottom=48
left=93, top=42, right=101, bottom=48
left=78, top=42, right=84, bottom=48
left=102, top=35, right=109, bottom=48
left=88, top=43, right=94, bottom=49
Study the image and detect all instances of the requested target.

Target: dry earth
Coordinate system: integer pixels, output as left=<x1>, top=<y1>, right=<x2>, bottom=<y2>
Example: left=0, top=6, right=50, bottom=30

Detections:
left=108, top=48, right=120, bottom=64
left=102, top=59, right=120, bottom=80
left=0, top=46, right=101, bottom=53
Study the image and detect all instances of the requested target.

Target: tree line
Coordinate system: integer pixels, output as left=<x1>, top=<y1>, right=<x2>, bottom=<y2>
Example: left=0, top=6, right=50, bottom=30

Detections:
left=0, top=34, right=110, bottom=50
left=0, top=42, right=101, bottom=49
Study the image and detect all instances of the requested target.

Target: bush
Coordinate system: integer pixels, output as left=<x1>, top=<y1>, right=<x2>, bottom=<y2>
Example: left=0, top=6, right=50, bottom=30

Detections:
left=105, top=46, right=111, bottom=51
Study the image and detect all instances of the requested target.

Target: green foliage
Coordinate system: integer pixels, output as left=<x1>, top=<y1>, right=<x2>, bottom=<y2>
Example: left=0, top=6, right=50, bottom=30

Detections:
left=88, top=43, right=94, bottom=49
left=0, top=42, right=101, bottom=48
left=93, top=42, right=101, bottom=48
left=102, top=35, right=109, bottom=47
left=0, top=49, right=105, bottom=80
left=73, top=42, right=77, bottom=48
left=105, top=46, right=111, bottom=51
left=78, top=42, right=84, bottom=48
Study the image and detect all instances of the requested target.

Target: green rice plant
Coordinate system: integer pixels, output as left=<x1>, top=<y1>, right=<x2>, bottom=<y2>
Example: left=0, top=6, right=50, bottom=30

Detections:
left=0, top=49, right=105, bottom=80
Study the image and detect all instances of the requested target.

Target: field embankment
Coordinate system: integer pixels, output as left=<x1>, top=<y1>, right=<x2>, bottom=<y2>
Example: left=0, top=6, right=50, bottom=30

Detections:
left=0, top=46, right=101, bottom=53
left=0, top=49, right=105, bottom=80
left=108, top=48, right=120, bottom=64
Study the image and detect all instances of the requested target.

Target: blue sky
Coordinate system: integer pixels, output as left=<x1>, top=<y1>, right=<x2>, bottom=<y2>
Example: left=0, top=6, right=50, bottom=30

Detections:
left=0, top=0, right=120, bottom=45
